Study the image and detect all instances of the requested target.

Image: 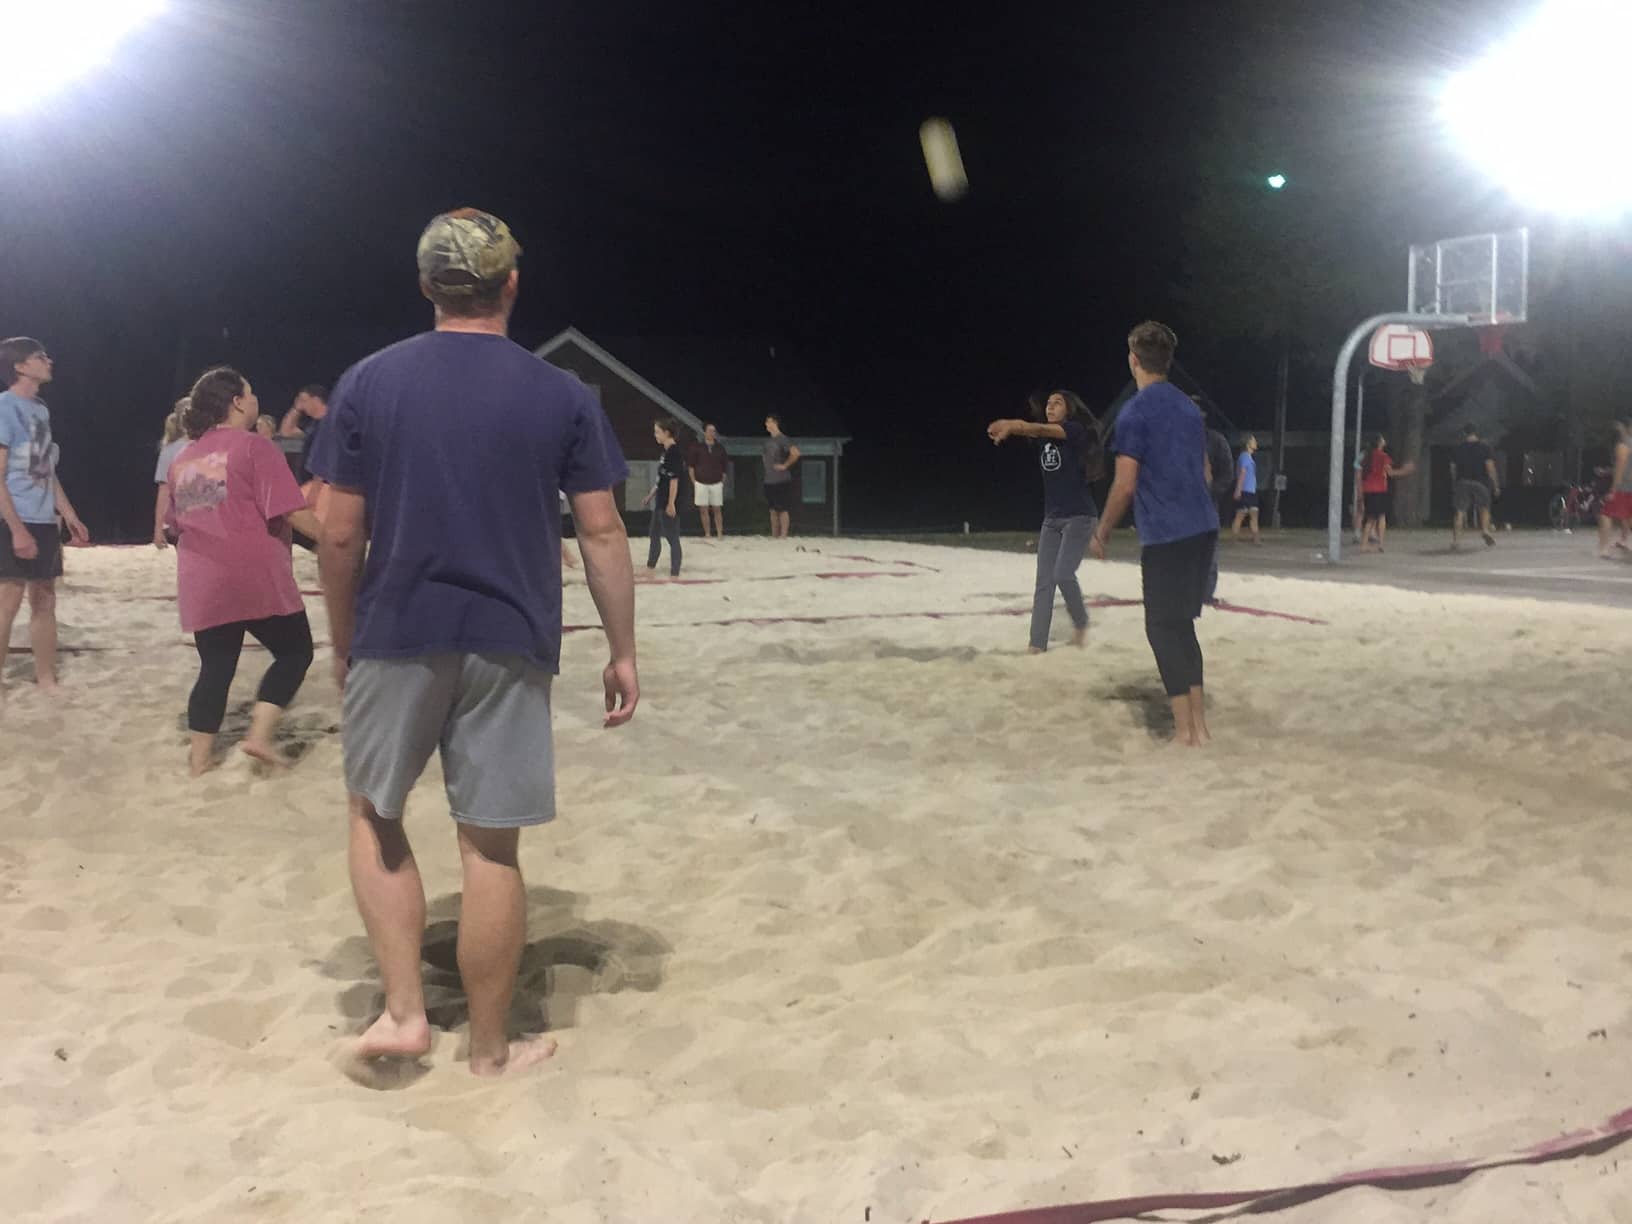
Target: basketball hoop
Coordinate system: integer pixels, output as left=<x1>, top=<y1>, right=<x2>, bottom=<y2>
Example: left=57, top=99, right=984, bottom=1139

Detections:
left=1368, top=324, right=1434, bottom=386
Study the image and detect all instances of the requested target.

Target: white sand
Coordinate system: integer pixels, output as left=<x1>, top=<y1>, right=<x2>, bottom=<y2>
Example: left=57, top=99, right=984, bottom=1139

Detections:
left=4, top=536, right=1632, bottom=1223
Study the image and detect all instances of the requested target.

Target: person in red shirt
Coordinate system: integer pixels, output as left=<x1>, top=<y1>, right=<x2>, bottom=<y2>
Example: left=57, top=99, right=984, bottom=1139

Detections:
left=1357, top=434, right=1416, bottom=553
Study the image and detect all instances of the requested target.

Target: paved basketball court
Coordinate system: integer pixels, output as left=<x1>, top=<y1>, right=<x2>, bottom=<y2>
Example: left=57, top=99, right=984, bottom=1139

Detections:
left=1216, top=526, right=1632, bottom=609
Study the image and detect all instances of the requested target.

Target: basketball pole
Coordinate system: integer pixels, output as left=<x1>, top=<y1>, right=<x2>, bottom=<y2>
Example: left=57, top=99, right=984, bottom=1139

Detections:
left=1327, top=312, right=1472, bottom=563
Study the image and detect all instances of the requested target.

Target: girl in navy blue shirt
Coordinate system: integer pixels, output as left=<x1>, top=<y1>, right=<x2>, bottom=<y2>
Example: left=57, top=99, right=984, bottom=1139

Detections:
left=987, top=390, right=1104, bottom=652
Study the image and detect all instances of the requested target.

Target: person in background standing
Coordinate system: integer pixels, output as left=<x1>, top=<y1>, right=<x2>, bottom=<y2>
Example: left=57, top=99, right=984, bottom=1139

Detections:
left=640, top=417, right=684, bottom=578
left=1358, top=434, right=1416, bottom=553
left=1230, top=434, right=1261, bottom=544
left=1449, top=423, right=1501, bottom=551
left=154, top=397, right=191, bottom=550
left=762, top=414, right=800, bottom=538
left=687, top=422, right=729, bottom=539
left=1596, top=420, right=1632, bottom=560
left=0, top=337, right=90, bottom=691
left=1201, top=404, right=1235, bottom=604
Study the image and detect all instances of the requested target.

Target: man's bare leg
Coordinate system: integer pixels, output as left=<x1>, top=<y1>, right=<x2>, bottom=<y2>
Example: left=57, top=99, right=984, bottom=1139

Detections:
left=455, top=822, right=555, bottom=1076
left=27, top=580, right=58, bottom=690
left=712, top=507, right=724, bottom=538
left=0, top=580, right=23, bottom=686
left=1479, top=507, right=1496, bottom=546
left=1188, top=685, right=1209, bottom=744
left=349, top=797, right=432, bottom=1059
left=696, top=509, right=710, bottom=539
left=1248, top=510, right=1260, bottom=544
left=1231, top=510, right=1245, bottom=541
left=239, top=700, right=289, bottom=766
left=1453, top=509, right=1465, bottom=550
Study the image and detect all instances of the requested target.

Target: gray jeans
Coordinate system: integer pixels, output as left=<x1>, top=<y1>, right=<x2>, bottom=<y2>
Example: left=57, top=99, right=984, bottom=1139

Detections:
left=1030, top=514, right=1097, bottom=650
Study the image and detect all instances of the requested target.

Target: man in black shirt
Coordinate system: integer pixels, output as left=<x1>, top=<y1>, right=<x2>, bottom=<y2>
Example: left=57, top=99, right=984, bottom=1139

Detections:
left=1450, top=424, right=1500, bottom=550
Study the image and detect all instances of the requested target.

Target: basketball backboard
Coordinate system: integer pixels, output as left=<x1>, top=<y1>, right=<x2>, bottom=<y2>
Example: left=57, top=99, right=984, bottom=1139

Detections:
left=1407, top=228, right=1529, bottom=324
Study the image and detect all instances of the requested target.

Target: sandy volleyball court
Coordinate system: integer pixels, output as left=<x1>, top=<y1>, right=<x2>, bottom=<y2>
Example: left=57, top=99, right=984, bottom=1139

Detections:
left=4, top=537, right=1631, bottom=1223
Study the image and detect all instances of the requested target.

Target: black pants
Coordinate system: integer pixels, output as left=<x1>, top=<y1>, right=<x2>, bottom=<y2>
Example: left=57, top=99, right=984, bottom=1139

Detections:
left=1142, top=531, right=1216, bottom=698
left=647, top=507, right=681, bottom=576
left=189, top=611, right=314, bottom=733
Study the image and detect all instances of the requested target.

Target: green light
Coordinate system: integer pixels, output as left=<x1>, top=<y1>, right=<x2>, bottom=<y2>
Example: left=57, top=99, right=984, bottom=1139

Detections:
left=1266, top=174, right=1287, bottom=190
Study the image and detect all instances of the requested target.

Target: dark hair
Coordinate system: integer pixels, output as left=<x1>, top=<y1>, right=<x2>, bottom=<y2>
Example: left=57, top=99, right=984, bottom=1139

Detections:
left=1034, top=389, right=1106, bottom=481
left=185, top=366, right=248, bottom=439
left=765, top=413, right=781, bottom=427
left=1371, top=433, right=1388, bottom=452
left=653, top=416, right=678, bottom=440
left=1462, top=423, right=1478, bottom=438
left=423, top=280, right=507, bottom=319
left=704, top=421, right=717, bottom=432
left=299, top=384, right=329, bottom=402
left=1127, top=320, right=1177, bottom=377
left=0, top=336, right=45, bottom=388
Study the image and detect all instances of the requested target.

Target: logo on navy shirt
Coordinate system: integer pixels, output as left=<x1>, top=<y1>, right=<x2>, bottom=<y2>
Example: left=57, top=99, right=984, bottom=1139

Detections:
left=1040, top=442, right=1062, bottom=472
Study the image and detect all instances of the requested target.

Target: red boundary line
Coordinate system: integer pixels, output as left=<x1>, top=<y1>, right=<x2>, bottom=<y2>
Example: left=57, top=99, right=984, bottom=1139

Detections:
left=929, top=1105, right=1632, bottom=1223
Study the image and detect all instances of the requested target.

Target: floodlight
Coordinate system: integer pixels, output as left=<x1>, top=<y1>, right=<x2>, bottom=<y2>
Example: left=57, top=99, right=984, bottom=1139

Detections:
left=0, top=0, right=167, bottom=117
left=1442, top=0, right=1632, bottom=217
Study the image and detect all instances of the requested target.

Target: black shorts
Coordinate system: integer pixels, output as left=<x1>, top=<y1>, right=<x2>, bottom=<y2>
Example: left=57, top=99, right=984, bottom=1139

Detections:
left=1363, top=491, right=1392, bottom=520
left=1141, top=530, right=1216, bottom=624
left=1235, top=492, right=1259, bottom=511
left=764, top=482, right=794, bottom=513
left=0, top=521, right=63, bottom=581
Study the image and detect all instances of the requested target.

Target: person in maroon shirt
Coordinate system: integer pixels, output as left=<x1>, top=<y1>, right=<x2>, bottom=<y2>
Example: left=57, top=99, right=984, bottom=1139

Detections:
left=687, top=422, right=730, bottom=539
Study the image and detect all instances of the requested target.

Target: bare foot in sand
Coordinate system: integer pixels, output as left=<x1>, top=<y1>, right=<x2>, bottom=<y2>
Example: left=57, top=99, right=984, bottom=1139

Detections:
left=470, top=1035, right=558, bottom=1077
left=240, top=738, right=290, bottom=768
left=355, top=1012, right=433, bottom=1061
left=1070, top=625, right=1087, bottom=648
left=1026, top=645, right=1044, bottom=655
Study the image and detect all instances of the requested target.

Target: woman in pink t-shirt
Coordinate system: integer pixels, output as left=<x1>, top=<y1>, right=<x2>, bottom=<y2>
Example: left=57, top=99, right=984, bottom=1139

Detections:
left=171, top=367, right=321, bottom=775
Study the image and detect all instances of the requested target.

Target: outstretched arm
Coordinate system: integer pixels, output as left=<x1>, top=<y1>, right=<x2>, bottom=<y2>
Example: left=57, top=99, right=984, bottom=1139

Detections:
left=987, top=420, right=1067, bottom=443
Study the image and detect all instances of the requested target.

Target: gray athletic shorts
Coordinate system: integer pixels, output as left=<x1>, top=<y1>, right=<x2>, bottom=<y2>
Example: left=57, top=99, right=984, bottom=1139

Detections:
left=342, top=654, right=555, bottom=828
left=1453, top=480, right=1492, bottom=514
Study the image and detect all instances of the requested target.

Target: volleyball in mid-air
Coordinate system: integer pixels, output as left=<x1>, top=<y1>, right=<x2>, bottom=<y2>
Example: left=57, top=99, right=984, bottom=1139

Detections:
left=919, top=117, right=968, bottom=201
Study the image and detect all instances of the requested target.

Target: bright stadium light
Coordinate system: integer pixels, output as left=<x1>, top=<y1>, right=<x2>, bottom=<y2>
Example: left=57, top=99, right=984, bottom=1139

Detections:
left=1266, top=174, right=1287, bottom=191
left=0, top=0, right=168, bottom=117
left=1442, top=0, right=1632, bottom=217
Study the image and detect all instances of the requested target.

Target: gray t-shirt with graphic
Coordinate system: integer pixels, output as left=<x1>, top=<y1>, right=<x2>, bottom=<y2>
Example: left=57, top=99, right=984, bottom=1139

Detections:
left=763, top=436, right=793, bottom=485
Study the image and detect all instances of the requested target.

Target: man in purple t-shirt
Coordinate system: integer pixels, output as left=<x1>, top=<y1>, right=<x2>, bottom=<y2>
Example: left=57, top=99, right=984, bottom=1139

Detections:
left=310, top=208, right=638, bottom=1078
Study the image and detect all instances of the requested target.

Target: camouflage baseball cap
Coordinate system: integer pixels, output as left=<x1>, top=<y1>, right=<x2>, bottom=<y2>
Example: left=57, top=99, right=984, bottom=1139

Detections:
left=416, top=208, right=521, bottom=294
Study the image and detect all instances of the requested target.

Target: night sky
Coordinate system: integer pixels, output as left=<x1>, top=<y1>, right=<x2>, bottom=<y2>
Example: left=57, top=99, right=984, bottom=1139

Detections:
left=1, top=0, right=1547, bottom=538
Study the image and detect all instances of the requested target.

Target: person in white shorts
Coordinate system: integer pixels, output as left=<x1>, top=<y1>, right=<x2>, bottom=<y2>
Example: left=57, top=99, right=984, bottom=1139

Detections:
left=687, top=422, right=728, bottom=538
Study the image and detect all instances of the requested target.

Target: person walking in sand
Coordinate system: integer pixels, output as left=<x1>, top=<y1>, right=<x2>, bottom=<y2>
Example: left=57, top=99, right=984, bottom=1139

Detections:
left=1596, top=420, right=1632, bottom=560
left=1201, top=405, right=1235, bottom=604
left=153, top=397, right=191, bottom=550
left=0, top=337, right=90, bottom=691
left=762, top=414, right=800, bottom=538
left=1450, top=424, right=1501, bottom=552
left=1357, top=434, right=1416, bottom=553
left=1230, top=434, right=1261, bottom=544
left=1090, top=322, right=1219, bottom=748
left=639, top=417, right=684, bottom=578
left=687, top=422, right=729, bottom=539
left=987, top=390, right=1103, bottom=653
left=309, top=208, right=637, bottom=1078
left=169, top=367, right=320, bottom=775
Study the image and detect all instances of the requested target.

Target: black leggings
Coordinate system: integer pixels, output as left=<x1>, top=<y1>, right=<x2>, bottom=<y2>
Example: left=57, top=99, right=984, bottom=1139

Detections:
left=647, top=507, right=682, bottom=576
left=1142, top=531, right=1216, bottom=698
left=189, top=611, right=314, bottom=733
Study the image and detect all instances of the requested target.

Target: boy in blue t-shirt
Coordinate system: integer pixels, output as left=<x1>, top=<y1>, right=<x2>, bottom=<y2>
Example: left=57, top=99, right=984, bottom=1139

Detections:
left=1091, top=321, right=1219, bottom=747
left=0, top=337, right=90, bottom=690
left=1231, top=434, right=1261, bottom=544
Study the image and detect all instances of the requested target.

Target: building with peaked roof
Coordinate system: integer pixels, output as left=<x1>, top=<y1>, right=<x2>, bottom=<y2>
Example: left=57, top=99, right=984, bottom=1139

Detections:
left=535, top=328, right=852, bottom=535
